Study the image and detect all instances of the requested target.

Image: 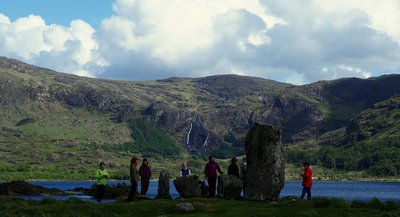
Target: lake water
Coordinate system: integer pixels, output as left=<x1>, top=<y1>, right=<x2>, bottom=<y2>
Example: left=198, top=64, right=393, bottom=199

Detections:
left=18, top=180, right=400, bottom=203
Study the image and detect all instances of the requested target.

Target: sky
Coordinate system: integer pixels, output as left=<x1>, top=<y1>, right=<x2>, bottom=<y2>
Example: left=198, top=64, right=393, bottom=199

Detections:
left=0, top=0, right=399, bottom=84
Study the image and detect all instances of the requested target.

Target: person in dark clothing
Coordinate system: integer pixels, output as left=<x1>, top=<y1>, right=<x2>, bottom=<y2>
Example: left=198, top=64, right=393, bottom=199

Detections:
left=128, top=157, right=139, bottom=202
left=228, top=157, right=240, bottom=178
left=204, top=155, right=223, bottom=197
left=96, top=185, right=105, bottom=203
left=139, top=158, right=152, bottom=196
left=300, top=162, right=313, bottom=200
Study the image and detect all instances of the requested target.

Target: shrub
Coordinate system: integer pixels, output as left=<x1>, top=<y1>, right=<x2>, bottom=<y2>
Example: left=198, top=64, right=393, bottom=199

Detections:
left=313, top=197, right=332, bottom=208
left=0, top=163, right=13, bottom=172
left=331, top=198, right=350, bottom=209
left=368, top=163, right=398, bottom=176
left=369, top=198, right=386, bottom=210
left=16, top=118, right=35, bottom=126
left=384, top=200, right=399, bottom=211
left=17, top=164, right=31, bottom=172
left=313, top=197, right=349, bottom=209
left=127, top=118, right=182, bottom=156
left=350, top=200, right=367, bottom=208
left=64, top=197, right=88, bottom=204
left=40, top=197, right=58, bottom=205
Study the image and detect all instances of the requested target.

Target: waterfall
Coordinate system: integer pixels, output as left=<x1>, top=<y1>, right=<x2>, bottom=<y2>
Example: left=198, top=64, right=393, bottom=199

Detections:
left=203, top=133, right=209, bottom=148
left=186, top=123, right=193, bottom=145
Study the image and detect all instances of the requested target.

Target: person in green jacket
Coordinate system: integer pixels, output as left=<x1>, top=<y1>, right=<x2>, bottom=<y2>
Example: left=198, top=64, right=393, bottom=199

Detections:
left=96, top=162, right=109, bottom=203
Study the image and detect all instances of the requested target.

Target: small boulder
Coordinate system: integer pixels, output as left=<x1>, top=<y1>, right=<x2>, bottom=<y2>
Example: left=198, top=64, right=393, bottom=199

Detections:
left=157, top=170, right=171, bottom=199
left=46, top=153, right=60, bottom=162
left=173, top=175, right=201, bottom=198
left=217, top=175, right=243, bottom=200
left=175, top=202, right=194, bottom=212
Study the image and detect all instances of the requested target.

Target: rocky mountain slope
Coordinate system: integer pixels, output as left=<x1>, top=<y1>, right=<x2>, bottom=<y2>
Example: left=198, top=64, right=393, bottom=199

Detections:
left=1, top=56, right=400, bottom=161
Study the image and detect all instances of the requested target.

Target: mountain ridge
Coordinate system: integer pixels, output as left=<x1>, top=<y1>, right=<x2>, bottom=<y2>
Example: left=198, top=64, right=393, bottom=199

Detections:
left=1, top=56, right=400, bottom=178
left=1, top=56, right=400, bottom=150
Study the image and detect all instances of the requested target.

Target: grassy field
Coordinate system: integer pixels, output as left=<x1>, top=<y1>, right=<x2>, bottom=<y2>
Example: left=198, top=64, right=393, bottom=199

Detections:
left=1, top=197, right=399, bottom=217
left=1, top=158, right=399, bottom=182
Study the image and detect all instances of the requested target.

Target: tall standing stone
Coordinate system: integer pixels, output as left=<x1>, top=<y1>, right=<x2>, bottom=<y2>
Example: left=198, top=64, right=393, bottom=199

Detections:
left=244, top=123, right=285, bottom=201
left=157, top=170, right=171, bottom=199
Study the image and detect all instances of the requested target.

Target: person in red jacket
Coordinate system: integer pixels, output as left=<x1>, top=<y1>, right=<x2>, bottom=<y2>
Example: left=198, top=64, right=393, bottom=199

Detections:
left=300, top=162, right=313, bottom=200
left=204, top=155, right=223, bottom=197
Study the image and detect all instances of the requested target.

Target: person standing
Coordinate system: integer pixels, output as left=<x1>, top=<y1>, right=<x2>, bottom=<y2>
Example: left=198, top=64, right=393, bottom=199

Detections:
left=240, top=157, right=247, bottom=192
left=300, top=162, right=313, bottom=200
left=128, top=157, right=139, bottom=202
left=95, top=162, right=109, bottom=203
left=180, top=162, right=191, bottom=177
left=228, top=157, right=240, bottom=178
left=204, top=155, right=223, bottom=197
left=198, top=179, right=209, bottom=198
left=139, top=158, right=152, bottom=196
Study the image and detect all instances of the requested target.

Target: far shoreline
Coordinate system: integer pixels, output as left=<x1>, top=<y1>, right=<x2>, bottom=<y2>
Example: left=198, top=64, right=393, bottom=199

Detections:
left=1, top=178, right=399, bottom=183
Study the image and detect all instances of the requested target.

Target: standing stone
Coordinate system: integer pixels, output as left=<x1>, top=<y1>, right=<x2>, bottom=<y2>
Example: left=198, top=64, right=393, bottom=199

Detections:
left=244, top=123, right=285, bottom=201
left=217, top=175, right=243, bottom=200
left=157, top=170, right=171, bottom=199
left=173, top=175, right=201, bottom=198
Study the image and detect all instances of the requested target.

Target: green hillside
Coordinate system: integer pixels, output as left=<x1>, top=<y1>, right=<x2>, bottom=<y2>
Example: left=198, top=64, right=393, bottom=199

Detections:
left=286, top=94, right=400, bottom=176
left=0, top=56, right=400, bottom=180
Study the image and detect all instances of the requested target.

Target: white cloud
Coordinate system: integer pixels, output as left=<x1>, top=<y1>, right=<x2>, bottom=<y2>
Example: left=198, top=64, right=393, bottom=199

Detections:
left=320, top=65, right=371, bottom=80
left=95, top=0, right=400, bottom=82
left=259, top=0, right=400, bottom=82
left=315, top=0, right=400, bottom=43
left=0, top=15, right=50, bottom=60
left=96, top=0, right=279, bottom=80
left=0, top=13, right=99, bottom=77
left=0, top=0, right=400, bottom=83
left=0, top=14, right=11, bottom=24
left=286, top=72, right=307, bottom=85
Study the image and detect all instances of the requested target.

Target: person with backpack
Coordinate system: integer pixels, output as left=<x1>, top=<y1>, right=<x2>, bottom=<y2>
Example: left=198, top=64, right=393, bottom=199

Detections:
left=95, top=162, right=109, bottom=203
left=300, top=162, right=313, bottom=200
left=139, top=158, right=152, bottom=196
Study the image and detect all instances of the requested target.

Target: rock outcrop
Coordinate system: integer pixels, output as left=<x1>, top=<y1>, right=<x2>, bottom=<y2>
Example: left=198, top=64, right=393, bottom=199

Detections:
left=157, top=170, right=171, bottom=199
left=0, top=180, right=65, bottom=196
left=244, top=123, right=285, bottom=201
left=217, top=175, right=243, bottom=200
left=143, top=101, right=222, bottom=154
left=173, top=175, right=201, bottom=198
